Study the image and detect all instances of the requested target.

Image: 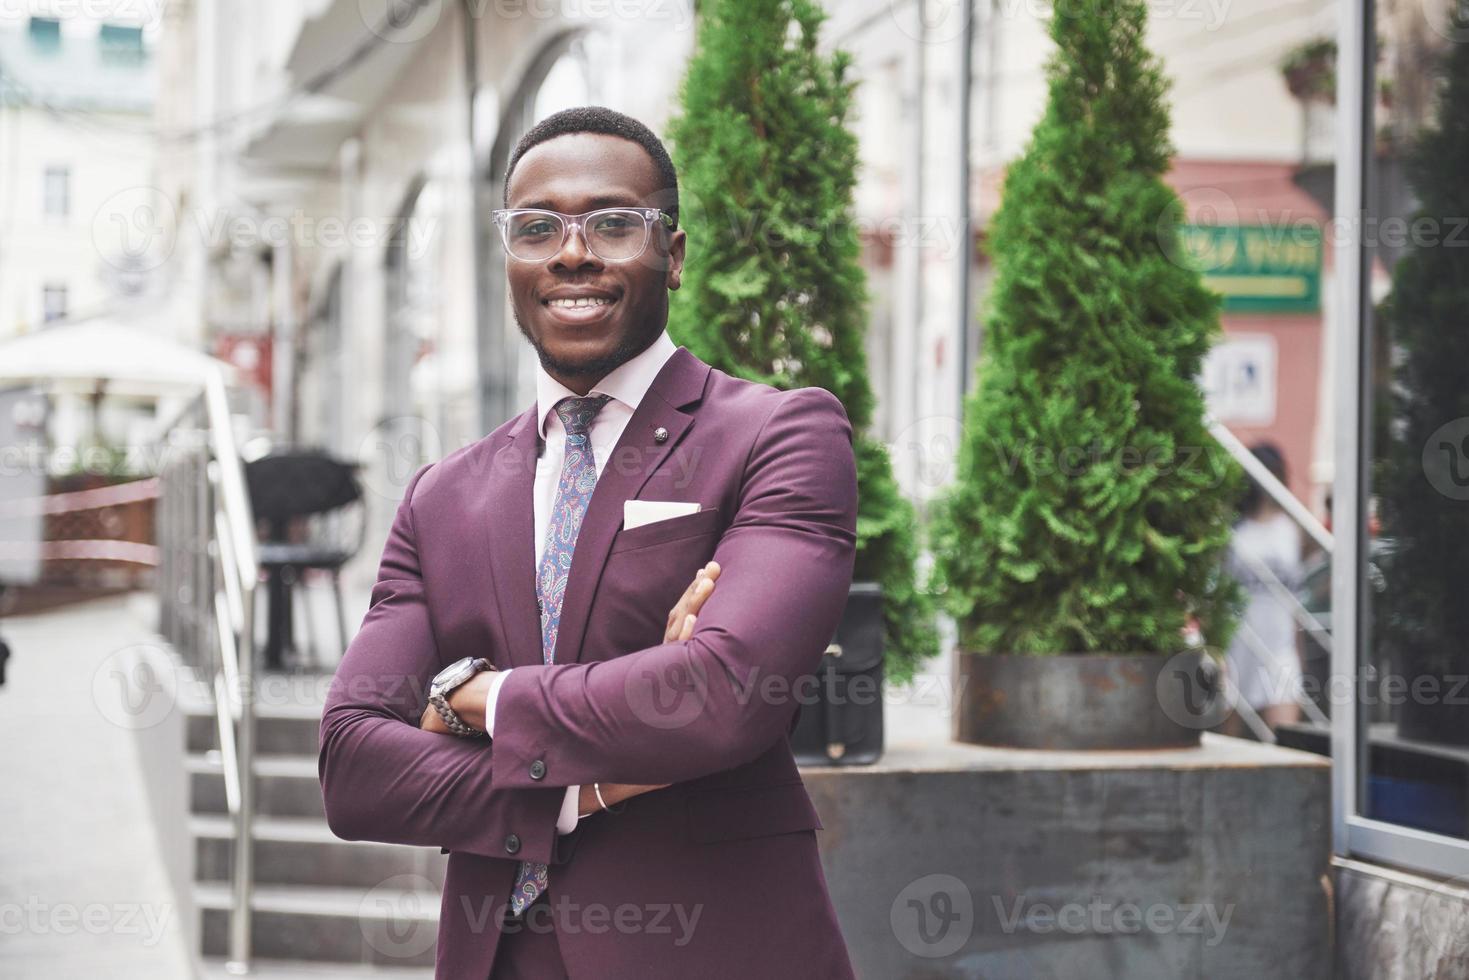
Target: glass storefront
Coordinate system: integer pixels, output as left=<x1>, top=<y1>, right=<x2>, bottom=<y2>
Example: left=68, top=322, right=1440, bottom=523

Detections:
left=1357, top=0, right=1469, bottom=844
left=1335, top=0, right=1469, bottom=876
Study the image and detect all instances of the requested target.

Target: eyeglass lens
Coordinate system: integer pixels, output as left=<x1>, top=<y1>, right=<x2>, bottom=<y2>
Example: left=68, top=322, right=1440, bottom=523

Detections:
left=504, top=210, right=651, bottom=262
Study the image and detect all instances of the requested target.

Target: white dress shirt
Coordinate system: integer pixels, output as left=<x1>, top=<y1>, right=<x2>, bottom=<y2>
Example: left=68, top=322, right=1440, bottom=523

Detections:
left=485, top=330, right=679, bottom=833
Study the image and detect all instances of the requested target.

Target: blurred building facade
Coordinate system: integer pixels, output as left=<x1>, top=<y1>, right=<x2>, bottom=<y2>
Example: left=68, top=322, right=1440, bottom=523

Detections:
left=146, top=0, right=1350, bottom=562
left=0, top=13, right=156, bottom=334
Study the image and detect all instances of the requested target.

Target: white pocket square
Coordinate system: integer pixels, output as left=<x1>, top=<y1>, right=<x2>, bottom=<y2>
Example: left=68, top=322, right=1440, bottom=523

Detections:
left=623, top=500, right=701, bottom=530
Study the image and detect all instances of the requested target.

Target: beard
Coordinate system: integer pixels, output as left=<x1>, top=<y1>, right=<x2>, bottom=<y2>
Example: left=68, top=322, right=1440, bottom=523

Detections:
left=513, top=306, right=652, bottom=383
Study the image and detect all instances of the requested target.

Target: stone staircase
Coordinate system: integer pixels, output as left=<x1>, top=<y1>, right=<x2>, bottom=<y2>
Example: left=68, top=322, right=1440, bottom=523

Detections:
left=185, top=673, right=443, bottom=976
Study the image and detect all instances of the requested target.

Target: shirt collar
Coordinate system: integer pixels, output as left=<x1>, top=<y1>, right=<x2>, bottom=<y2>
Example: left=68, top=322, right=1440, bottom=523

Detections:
left=535, top=330, right=678, bottom=439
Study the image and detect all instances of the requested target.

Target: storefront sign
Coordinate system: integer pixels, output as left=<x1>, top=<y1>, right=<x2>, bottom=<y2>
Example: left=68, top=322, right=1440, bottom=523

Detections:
left=1180, top=224, right=1322, bottom=314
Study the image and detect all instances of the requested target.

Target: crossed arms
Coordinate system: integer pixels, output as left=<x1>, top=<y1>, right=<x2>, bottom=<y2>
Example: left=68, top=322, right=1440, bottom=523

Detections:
left=318, top=386, right=857, bottom=864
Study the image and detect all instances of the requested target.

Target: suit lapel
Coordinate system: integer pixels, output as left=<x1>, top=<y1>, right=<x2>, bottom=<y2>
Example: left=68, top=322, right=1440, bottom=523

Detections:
left=553, top=347, right=711, bottom=666
left=479, top=407, right=544, bottom=669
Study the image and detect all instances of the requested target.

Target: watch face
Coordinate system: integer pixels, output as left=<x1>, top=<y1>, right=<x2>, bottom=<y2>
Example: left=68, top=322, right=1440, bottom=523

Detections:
left=431, top=657, right=478, bottom=695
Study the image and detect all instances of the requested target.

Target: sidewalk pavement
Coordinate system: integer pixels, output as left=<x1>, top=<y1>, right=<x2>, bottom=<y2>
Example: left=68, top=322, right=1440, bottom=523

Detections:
left=0, top=575, right=954, bottom=980
left=0, top=593, right=195, bottom=980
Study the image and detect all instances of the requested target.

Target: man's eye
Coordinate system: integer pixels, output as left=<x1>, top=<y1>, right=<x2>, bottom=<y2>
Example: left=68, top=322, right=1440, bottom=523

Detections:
left=514, top=219, right=556, bottom=238
left=592, top=214, right=636, bottom=235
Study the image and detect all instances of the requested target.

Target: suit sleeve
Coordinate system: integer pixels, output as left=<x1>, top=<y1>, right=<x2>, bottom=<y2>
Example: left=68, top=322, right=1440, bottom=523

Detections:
left=317, top=463, right=569, bottom=863
left=490, top=386, right=858, bottom=788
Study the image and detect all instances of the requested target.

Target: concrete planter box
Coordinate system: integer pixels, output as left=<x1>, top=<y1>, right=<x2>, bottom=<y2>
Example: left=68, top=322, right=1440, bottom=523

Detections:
left=954, top=650, right=1211, bottom=750
left=803, top=736, right=1332, bottom=979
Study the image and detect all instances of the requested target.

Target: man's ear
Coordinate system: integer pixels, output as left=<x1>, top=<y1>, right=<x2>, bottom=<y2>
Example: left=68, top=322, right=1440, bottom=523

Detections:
left=665, top=227, right=687, bottom=291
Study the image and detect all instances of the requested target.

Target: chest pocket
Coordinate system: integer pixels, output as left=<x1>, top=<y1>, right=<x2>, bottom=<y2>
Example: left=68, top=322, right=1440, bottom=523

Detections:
left=586, top=507, right=724, bottom=659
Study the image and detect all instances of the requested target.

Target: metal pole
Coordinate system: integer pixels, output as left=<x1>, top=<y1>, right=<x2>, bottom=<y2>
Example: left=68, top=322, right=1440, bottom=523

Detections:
left=1329, top=0, right=1370, bottom=859
left=207, top=368, right=257, bottom=973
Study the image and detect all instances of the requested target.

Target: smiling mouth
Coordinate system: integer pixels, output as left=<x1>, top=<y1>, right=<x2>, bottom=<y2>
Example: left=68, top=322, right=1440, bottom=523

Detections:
left=544, top=296, right=615, bottom=309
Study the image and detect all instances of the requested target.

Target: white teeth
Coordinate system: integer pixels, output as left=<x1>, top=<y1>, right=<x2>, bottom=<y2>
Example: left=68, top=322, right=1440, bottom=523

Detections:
left=547, top=297, right=612, bottom=309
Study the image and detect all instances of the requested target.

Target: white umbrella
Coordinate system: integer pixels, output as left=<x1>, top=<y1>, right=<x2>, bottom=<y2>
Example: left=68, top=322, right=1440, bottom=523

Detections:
left=0, top=316, right=237, bottom=395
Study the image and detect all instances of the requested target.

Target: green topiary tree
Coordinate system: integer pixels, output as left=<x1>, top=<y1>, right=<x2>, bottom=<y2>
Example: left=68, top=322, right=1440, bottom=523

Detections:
left=665, top=0, right=938, bottom=681
left=1373, top=14, right=1469, bottom=743
left=930, top=0, right=1241, bottom=656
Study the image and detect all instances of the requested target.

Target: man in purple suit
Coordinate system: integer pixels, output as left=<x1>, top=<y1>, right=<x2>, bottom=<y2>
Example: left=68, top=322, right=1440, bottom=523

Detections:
left=320, top=106, right=858, bottom=979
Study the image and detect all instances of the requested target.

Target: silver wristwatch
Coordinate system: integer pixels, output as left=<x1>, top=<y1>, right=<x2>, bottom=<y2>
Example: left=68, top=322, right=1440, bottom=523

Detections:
left=426, top=657, right=493, bottom=737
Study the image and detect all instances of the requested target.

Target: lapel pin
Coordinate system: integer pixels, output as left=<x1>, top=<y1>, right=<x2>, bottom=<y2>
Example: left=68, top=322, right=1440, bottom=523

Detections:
left=653, top=426, right=669, bottom=444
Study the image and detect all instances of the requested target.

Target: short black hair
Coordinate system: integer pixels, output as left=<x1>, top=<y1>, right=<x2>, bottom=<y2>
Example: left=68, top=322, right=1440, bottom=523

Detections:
left=503, top=106, right=679, bottom=227
left=1239, top=441, right=1288, bottom=519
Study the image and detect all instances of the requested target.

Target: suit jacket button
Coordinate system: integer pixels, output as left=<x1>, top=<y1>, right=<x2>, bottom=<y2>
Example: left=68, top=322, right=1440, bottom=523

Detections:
left=505, top=834, right=521, bottom=854
left=529, top=759, right=547, bottom=780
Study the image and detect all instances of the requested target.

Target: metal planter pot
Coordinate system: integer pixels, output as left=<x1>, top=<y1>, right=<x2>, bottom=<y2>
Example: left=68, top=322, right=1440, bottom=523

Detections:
left=790, top=583, right=885, bottom=766
left=953, top=650, right=1211, bottom=750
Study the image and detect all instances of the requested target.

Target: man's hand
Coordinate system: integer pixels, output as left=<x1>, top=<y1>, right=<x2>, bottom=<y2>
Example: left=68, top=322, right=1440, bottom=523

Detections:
left=576, top=561, right=723, bottom=817
left=664, top=560, right=720, bottom=642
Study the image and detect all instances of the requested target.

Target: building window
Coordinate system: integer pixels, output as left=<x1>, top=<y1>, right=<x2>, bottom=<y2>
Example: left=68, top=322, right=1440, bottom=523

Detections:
left=99, top=23, right=144, bottom=64
left=42, top=283, right=68, bottom=323
left=43, top=166, right=69, bottom=221
left=28, top=17, right=60, bottom=54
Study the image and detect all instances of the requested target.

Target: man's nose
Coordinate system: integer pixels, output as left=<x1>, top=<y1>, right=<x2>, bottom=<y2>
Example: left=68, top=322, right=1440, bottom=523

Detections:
left=550, top=220, right=602, bottom=270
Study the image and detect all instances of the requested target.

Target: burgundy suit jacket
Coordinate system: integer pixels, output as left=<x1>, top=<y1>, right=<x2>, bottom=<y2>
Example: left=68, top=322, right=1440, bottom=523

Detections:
left=319, top=347, right=859, bottom=979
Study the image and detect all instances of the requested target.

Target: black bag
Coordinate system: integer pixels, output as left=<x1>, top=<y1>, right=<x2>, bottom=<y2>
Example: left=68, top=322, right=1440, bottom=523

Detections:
left=789, top=583, right=884, bottom=766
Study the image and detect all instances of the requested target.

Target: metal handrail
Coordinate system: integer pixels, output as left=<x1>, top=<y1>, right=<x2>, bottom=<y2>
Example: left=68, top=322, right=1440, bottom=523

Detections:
left=1208, top=417, right=1335, bottom=739
left=203, top=365, right=258, bottom=975
left=1207, top=418, right=1333, bottom=555
left=156, top=365, right=259, bottom=973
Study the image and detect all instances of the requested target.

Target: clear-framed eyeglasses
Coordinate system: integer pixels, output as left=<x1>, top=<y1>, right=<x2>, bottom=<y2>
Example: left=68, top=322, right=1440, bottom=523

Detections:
left=490, top=207, right=675, bottom=263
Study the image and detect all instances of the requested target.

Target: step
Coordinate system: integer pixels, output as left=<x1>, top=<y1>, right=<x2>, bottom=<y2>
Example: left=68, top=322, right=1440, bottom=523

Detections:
left=200, top=957, right=431, bottom=979
left=192, top=814, right=447, bottom=890
left=186, top=701, right=325, bottom=756
left=189, top=753, right=326, bottom=819
left=196, top=882, right=440, bottom=968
